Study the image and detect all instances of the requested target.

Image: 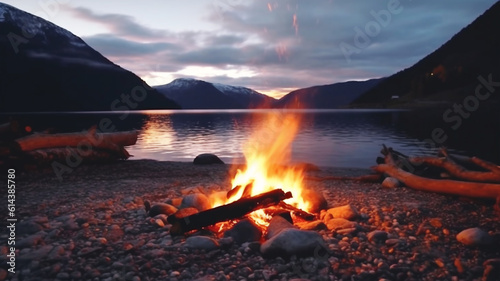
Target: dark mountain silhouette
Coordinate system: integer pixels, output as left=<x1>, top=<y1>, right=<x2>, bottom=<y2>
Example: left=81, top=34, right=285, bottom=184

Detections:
left=351, top=1, right=500, bottom=108
left=154, top=78, right=276, bottom=109
left=0, top=3, right=179, bottom=112
left=275, top=78, right=383, bottom=109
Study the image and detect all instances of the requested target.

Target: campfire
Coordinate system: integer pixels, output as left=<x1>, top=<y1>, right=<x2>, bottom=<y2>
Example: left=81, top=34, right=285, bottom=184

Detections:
left=163, top=110, right=327, bottom=239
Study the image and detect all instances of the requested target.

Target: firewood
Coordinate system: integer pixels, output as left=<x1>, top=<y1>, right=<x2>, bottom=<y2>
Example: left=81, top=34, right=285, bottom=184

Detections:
left=167, top=189, right=292, bottom=235
left=277, top=202, right=316, bottom=221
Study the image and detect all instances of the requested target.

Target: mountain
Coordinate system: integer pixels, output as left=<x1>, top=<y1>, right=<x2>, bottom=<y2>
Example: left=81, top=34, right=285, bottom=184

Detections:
left=351, top=2, right=500, bottom=108
left=275, top=78, right=384, bottom=109
left=154, top=78, right=276, bottom=109
left=0, top=3, right=179, bottom=112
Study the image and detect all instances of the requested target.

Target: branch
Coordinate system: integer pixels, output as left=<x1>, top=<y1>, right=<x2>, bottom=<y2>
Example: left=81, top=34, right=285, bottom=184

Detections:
left=410, top=156, right=500, bottom=183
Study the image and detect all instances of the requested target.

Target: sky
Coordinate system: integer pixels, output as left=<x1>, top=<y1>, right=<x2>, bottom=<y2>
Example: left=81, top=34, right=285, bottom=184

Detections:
left=2, top=0, right=498, bottom=99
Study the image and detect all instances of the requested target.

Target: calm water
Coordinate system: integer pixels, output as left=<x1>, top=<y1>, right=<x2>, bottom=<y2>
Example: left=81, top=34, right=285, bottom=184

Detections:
left=3, top=109, right=499, bottom=168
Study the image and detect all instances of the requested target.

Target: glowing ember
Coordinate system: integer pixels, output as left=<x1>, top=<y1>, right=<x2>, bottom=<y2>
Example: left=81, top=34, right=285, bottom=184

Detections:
left=212, top=110, right=312, bottom=229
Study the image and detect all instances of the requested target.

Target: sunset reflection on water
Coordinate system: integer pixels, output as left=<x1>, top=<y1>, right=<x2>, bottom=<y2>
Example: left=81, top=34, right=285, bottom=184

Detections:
left=126, top=109, right=470, bottom=168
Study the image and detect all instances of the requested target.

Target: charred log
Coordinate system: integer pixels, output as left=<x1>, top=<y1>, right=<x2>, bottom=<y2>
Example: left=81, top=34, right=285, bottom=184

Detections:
left=168, top=189, right=292, bottom=235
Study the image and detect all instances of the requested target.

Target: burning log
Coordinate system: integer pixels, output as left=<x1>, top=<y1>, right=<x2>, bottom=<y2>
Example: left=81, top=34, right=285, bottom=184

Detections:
left=277, top=202, right=316, bottom=221
left=168, top=189, right=293, bottom=235
left=373, top=146, right=500, bottom=200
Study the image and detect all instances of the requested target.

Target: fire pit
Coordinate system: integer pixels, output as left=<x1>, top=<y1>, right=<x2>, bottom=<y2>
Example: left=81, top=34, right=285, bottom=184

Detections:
left=145, top=111, right=331, bottom=257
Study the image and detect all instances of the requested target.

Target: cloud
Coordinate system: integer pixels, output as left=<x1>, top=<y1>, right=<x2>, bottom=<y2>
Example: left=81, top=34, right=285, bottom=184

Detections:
left=203, top=34, right=247, bottom=46
left=58, top=1, right=499, bottom=97
left=83, top=34, right=179, bottom=56
left=67, top=6, right=168, bottom=40
left=200, top=1, right=497, bottom=87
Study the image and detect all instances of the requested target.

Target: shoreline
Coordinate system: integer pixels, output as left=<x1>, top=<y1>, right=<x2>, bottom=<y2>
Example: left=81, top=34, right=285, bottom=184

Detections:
left=1, top=159, right=499, bottom=281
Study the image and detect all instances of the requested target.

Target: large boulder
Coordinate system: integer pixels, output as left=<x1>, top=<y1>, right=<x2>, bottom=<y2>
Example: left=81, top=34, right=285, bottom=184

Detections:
left=260, top=229, right=328, bottom=257
left=183, top=236, right=219, bottom=251
left=325, top=218, right=359, bottom=231
left=326, top=204, right=359, bottom=220
left=223, top=219, right=262, bottom=244
left=148, top=203, right=178, bottom=217
left=265, top=216, right=296, bottom=240
left=382, top=177, right=402, bottom=188
left=300, top=189, right=328, bottom=213
left=193, top=153, right=224, bottom=165
left=180, top=193, right=211, bottom=211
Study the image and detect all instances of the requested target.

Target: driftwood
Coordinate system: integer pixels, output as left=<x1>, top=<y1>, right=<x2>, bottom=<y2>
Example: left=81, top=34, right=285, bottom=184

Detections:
left=168, top=189, right=292, bottom=235
left=438, top=148, right=500, bottom=174
left=409, top=156, right=500, bottom=183
left=15, top=128, right=137, bottom=155
left=373, top=146, right=500, bottom=200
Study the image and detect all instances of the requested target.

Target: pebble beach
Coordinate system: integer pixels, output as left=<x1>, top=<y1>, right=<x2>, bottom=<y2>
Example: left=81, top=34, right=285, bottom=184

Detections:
left=1, top=160, right=499, bottom=281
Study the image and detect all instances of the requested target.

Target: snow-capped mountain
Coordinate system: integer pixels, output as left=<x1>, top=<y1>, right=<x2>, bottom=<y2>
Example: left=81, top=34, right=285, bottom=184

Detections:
left=213, top=83, right=262, bottom=96
left=154, top=78, right=276, bottom=109
left=0, top=2, right=178, bottom=112
left=0, top=2, right=85, bottom=48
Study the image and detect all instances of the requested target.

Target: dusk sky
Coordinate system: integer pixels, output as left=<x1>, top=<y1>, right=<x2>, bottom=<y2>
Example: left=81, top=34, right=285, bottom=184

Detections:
left=3, top=0, right=497, bottom=98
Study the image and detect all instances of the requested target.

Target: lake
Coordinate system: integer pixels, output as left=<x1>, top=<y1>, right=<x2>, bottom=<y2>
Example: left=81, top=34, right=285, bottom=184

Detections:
left=3, top=109, right=499, bottom=168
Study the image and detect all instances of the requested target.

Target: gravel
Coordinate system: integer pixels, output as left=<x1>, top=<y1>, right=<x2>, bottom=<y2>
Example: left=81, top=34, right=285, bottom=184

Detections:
left=1, top=159, right=499, bottom=281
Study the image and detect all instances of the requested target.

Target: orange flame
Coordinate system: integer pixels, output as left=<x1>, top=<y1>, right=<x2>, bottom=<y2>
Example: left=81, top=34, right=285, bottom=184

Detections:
left=212, top=111, right=311, bottom=226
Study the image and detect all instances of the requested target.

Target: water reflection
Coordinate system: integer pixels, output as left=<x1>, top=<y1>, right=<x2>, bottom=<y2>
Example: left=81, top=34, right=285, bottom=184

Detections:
left=127, top=109, right=459, bottom=168
left=3, top=109, right=497, bottom=168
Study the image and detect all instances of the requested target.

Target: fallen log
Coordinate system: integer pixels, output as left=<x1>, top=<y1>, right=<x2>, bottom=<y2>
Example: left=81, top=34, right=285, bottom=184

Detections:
left=15, top=129, right=138, bottom=154
left=374, top=148, right=500, bottom=200
left=168, top=189, right=292, bottom=235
